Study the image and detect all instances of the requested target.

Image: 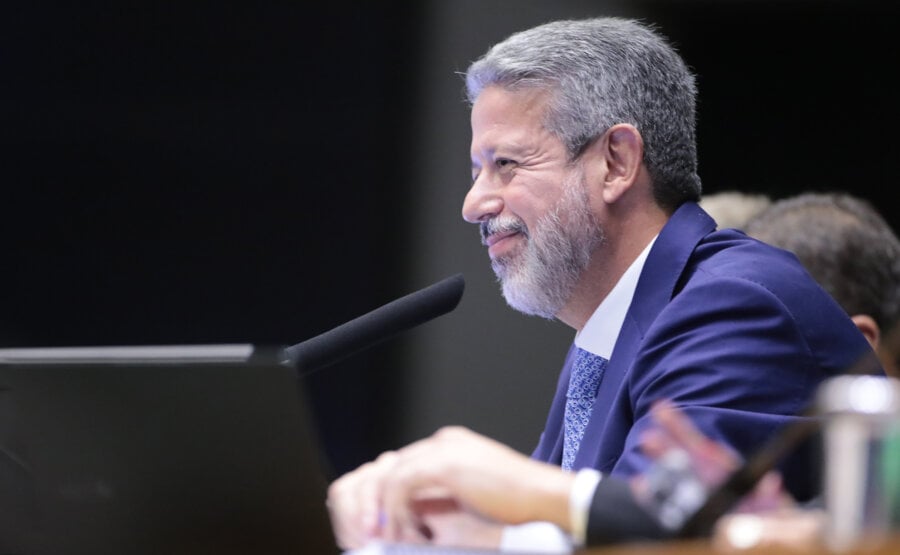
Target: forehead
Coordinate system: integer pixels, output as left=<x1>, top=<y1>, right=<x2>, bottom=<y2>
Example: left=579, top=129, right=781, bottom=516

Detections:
left=470, top=86, right=555, bottom=155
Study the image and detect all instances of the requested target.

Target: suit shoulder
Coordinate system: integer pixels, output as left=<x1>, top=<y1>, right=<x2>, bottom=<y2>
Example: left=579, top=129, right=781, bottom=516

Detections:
left=686, top=229, right=813, bottom=291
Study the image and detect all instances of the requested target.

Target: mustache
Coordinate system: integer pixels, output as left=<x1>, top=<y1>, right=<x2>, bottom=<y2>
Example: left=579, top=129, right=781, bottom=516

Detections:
left=480, top=217, right=529, bottom=245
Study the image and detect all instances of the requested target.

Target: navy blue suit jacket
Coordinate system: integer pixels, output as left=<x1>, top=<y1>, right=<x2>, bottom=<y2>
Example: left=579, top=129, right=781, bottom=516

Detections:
left=531, top=202, right=879, bottom=502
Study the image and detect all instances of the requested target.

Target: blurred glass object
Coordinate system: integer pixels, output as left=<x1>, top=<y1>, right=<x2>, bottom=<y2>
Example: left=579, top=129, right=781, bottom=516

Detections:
left=817, top=375, right=900, bottom=552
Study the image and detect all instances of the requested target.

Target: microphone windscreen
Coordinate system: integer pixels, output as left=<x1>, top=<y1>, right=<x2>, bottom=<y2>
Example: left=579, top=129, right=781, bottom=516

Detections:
left=286, top=274, right=464, bottom=375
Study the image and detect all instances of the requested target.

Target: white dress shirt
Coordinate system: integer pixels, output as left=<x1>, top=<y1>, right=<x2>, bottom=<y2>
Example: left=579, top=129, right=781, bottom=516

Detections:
left=500, top=237, right=657, bottom=552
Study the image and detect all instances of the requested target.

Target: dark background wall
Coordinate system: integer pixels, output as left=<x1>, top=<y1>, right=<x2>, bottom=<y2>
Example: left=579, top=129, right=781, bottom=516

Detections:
left=2, top=1, right=897, bottom=477
left=1, top=1, right=425, bottom=477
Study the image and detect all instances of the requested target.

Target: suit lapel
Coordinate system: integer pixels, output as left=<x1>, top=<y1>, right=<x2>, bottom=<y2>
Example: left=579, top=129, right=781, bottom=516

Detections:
left=572, top=202, right=716, bottom=471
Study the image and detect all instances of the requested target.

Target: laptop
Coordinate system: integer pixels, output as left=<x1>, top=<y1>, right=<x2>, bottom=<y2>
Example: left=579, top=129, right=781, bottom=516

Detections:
left=0, top=344, right=340, bottom=555
left=0, top=344, right=551, bottom=555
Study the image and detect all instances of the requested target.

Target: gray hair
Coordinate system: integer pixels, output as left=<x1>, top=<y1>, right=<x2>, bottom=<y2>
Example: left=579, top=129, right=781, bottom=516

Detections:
left=465, top=17, right=701, bottom=210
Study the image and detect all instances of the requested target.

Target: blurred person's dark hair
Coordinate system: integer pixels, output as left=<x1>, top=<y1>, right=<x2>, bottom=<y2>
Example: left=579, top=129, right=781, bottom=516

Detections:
left=745, top=192, right=900, bottom=377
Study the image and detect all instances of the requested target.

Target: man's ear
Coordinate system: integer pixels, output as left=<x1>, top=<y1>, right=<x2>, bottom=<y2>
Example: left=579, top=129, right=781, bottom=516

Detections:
left=851, top=314, right=881, bottom=350
left=585, top=123, right=643, bottom=204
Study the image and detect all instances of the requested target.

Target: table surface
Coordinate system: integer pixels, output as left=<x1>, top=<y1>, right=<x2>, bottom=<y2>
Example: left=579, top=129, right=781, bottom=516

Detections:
left=578, top=534, right=900, bottom=555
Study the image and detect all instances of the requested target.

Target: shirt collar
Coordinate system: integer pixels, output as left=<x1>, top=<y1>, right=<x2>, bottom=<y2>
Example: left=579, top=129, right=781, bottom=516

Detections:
left=574, top=236, right=658, bottom=359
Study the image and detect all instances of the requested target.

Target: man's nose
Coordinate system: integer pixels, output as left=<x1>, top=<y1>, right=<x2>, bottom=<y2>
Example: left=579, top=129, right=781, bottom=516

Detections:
left=462, top=173, right=503, bottom=224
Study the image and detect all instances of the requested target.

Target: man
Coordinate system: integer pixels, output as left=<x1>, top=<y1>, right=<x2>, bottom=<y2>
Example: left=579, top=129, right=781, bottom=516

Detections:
left=328, top=17, right=877, bottom=551
left=744, top=192, right=900, bottom=378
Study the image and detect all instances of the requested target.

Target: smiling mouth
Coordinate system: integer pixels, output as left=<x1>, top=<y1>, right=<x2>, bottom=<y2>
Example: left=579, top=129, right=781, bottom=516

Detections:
left=485, top=230, right=526, bottom=260
left=484, top=229, right=521, bottom=248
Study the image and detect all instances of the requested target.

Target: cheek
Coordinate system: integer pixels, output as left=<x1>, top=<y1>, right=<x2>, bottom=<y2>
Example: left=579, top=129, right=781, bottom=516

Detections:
left=504, top=178, right=563, bottom=224
left=502, top=190, right=540, bottom=229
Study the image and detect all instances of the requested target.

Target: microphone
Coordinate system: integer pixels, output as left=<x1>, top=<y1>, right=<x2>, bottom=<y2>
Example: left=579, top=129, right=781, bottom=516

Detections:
left=285, top=274, right=465, bottom=375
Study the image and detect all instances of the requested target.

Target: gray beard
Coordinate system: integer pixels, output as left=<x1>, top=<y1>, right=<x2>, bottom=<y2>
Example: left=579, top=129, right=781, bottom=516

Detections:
left=492, top=174, right=603, bottom=319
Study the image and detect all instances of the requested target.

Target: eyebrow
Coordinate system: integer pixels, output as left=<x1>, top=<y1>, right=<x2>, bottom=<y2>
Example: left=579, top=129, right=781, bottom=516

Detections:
left=471, top=140, right=533, bottom=162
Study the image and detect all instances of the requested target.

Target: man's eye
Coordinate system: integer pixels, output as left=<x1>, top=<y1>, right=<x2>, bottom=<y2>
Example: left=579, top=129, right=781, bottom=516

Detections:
left=496, top=158, right=517, bottom=171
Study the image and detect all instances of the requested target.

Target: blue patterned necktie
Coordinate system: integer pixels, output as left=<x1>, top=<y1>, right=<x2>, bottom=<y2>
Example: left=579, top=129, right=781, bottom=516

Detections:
left=562, top=347, right=608, bottom=471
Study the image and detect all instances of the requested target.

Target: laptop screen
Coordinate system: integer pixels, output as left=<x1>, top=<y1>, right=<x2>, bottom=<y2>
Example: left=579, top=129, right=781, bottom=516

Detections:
left=0, top=344, right=341, bottom=555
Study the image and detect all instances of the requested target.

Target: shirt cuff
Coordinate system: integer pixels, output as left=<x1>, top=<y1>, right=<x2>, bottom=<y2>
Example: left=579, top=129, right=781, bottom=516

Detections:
left=569, top=468, right=603, bottom=547
left=500, top=522, right=572, bottom=554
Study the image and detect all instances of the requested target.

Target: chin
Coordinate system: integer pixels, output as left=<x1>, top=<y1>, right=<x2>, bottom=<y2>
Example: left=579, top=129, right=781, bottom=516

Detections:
left=500, top=278, right=561, bottom=320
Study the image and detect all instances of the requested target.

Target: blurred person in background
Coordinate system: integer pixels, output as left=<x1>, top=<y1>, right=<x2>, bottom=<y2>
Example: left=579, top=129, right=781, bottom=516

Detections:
left=699, top=191, right=771, bottom=230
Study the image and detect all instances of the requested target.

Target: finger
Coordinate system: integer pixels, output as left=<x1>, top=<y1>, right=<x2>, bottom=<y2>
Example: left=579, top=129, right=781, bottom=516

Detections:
left=639, top=426, right=679, bottom=459
left=412, top=494, right=461, bottom=516
left=380, top=458, right=435, bottom=543
left=328, top=472, right=370, bottom=548
left=378, top=434, right=471, bottom=542
left=651, top=400, right=709, bottom=452
left=651, top=401, right=739, bottom=470
left=327, top=451, right=399, bottom=548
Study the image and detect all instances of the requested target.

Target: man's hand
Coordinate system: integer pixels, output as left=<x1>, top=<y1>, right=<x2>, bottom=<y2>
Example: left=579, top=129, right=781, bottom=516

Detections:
left=326, top=426, right=575, bottom=549
left=634, top=400, right=793, bottom=522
